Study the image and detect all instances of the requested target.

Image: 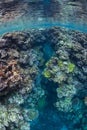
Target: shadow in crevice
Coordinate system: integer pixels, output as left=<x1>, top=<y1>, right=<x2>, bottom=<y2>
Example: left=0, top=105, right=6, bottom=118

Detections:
left=30, top=77, right=66, bottom=130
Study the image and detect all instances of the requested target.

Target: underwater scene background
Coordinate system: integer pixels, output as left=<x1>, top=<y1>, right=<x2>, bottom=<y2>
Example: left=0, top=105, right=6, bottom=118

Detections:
left=0, top=0, right=87, bottom=130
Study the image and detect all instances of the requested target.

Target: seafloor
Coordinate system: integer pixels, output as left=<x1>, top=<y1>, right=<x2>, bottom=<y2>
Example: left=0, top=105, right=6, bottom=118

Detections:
left=0, top=0, right=87, bottom=130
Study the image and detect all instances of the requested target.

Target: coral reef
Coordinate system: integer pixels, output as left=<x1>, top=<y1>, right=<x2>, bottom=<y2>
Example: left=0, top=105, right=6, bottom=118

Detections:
left=0, top=60, right=22, bottom=96
left=0, top=103, right=33, bottom=130
left=0, top=31, right=45, bottom=130
left=42, top=27, right=87, bottom=129
left=0, top=27, right=87, bottom=130
left=55, top=84, right=76, bottom=112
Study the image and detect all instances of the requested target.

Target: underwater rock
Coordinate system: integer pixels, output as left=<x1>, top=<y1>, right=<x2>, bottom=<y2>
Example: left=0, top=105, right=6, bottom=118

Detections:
left=0, top=0, right=87, bottom=26
left=0, top=0, right=27, bottom=22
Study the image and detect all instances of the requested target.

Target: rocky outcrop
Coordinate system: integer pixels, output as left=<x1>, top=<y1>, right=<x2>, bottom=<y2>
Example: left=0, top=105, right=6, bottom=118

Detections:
left=0, top=0, right=27, bottom=22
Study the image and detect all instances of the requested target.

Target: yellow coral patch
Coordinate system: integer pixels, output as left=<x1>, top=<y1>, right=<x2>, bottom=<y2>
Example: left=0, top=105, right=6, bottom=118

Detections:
left=43, top=70, right=51, bottom=78
left=67, top=63, right=75, bottom=73
left=58, top=60, right=64, bottom=67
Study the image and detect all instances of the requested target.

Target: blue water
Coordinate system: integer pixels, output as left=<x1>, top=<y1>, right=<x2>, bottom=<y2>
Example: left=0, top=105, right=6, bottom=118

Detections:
left=30, top=76, right=68, bottom=130
left=30, top=107, right=67, bottom=130
left=28, top=42, right=67, bottom=130
left=43, top=43, right=54, bottom=60
left=0, top=21, right=87, bottom=36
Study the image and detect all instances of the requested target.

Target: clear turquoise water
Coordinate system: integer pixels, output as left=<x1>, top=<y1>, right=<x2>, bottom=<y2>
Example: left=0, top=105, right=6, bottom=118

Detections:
left=0, top=21, right=87, bottom=36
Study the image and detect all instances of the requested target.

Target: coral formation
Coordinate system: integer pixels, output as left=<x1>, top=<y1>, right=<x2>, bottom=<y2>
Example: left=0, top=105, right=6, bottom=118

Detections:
left=43, top=69, right=51, bottom=78
left=0, top=27, right=87, bottom=130
left=0, top=31, right=45, bottom=130
left=42, top=27, right=87, bottom=129
left=43, top=57, right=76, bottom=85
left=0, top=60, right=22, bottom=95
left=67, top=63, right=75, bottom=73
left=56, top=84, right=76, bottom=112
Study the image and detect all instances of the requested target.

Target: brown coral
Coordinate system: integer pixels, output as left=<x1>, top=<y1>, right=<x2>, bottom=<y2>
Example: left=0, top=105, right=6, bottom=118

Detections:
left=0, top=60, right=22, bottom=96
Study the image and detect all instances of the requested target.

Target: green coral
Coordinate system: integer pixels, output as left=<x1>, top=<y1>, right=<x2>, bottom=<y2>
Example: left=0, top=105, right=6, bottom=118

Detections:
left=45, top=59, right=52, bottom=67
left=67, top=63, right=75, bottom=73
left=45, top=61, right=50, bottom=67
left=58, top=60, right=64, bottom=68
left=43, top=69, right=51, bottom=78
